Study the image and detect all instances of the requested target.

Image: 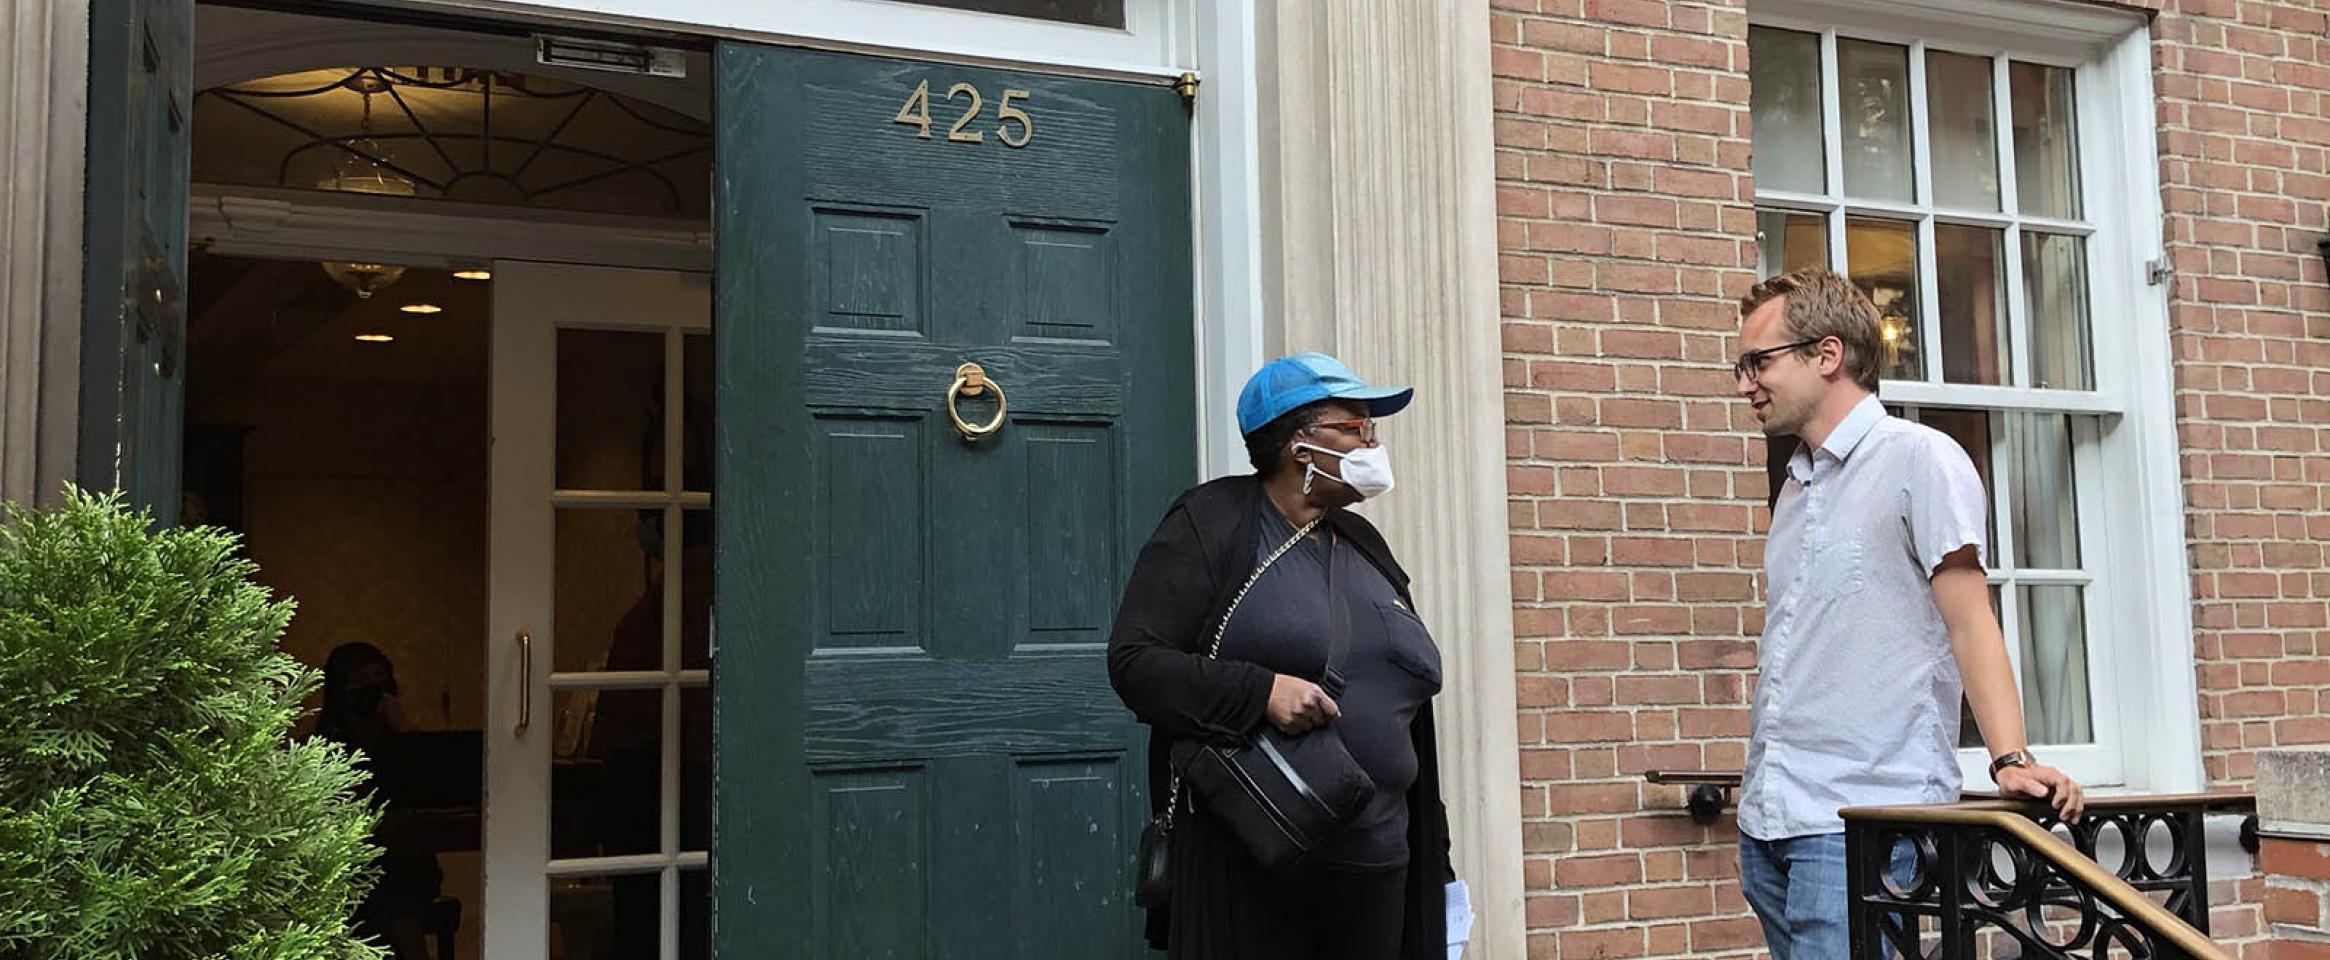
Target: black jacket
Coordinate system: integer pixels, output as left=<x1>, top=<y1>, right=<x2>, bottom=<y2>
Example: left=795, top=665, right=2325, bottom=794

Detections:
left=1107, top=474, right=1453, bottom=958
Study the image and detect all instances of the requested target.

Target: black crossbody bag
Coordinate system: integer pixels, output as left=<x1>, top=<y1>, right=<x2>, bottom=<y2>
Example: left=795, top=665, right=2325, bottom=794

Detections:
left=1134, top=518, right=1378, bottom=907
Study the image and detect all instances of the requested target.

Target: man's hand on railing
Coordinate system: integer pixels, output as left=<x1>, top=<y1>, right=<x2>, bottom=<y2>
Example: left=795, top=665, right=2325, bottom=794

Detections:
left=1994, top=761, right=2086, bottom=822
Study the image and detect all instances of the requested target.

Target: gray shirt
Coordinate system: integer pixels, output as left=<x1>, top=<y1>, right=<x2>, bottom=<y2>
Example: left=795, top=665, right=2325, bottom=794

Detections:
left=1740, top=395, right=1990, bottom=840
left=1216, top=504, right=1444, bottom=868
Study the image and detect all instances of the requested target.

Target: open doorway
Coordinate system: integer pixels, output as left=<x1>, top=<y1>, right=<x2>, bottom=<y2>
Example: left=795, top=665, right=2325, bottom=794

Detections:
left=185, top=256, right=491, bottom=958
left=187, top=5, right=713, bottom=957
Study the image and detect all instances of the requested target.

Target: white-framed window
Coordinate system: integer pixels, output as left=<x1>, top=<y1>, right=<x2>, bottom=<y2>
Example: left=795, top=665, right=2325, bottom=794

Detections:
left=1746, top=0, right=2200, bottom=791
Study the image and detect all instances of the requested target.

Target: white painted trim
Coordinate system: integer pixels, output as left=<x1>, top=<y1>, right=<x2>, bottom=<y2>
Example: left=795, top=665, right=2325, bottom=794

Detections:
left=484, top=260, right=560, bottom=960
left=190, top=184, right=712, bottom=272
left=1191, top=3, right=1264, bottom=478
left=1877, top=380, right=2123, bottom=415
left=2094, top=25, right=2204, bottom=794
left=1751, top=0, right=2138, bottom=59
left=317, top=0, right=1192, bottom=80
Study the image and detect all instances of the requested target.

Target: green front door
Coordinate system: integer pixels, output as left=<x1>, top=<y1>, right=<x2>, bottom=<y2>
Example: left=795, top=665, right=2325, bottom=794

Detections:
left=712, top=46, right=1193, bottom=958
left=80, top=0, right=193, bottom=523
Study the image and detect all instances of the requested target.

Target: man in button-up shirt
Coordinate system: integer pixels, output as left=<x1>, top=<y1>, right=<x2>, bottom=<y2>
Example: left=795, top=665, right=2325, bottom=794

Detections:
left=1731, top=268, right=2085, bottom=959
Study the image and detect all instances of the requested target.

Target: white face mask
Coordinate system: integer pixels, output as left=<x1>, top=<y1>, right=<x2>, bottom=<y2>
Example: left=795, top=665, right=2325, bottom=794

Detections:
left=1295, top=442, right=1396, bottom=500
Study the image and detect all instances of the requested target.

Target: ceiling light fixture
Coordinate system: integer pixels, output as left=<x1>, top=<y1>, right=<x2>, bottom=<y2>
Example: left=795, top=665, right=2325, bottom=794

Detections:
left=400, top=303, right=443, bottom=315
left=317, top=84, right=417, bottom=299
left=355, top=333, right=395, bottom=343
left=452, top=268, right=492, bottom=281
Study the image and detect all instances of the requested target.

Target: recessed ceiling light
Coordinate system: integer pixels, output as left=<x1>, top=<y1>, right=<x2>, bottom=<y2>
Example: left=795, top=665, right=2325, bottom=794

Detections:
left=452, top=269, right=492, bottom=281
left=355, top=333, right=395, bottom=343
left=400, top=303, right=443, bottom=314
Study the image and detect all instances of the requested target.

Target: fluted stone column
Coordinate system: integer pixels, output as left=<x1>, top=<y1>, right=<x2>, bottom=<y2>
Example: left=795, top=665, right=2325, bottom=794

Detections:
left=0, top=0, right=88, bottom=508
left=1258, top=3, right=1524, bottom=956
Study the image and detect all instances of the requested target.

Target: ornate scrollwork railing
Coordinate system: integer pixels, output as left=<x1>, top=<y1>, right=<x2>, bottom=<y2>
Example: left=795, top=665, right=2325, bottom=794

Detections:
left=1843, top=792, right=2254, bottom=960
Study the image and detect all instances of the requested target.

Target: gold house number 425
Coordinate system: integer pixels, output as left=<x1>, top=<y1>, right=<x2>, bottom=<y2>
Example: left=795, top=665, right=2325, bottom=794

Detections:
left=894, top=80, right=1033, bottom=148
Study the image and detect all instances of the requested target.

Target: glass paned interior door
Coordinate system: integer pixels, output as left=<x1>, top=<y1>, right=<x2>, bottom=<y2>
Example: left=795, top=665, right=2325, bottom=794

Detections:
left=488, top=262, right=711, bottom=960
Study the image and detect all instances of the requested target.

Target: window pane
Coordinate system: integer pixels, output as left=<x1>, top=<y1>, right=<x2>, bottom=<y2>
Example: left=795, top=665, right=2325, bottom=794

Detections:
left=680, top=333, right=713, bottom=495
left=1936, top=224, right=2009, bottom=385
left=558, top=328, right=665, bottom=491
left=1756, top=209, right=1828, bottom=277
left=1927, top=51, right=2001, bottom=211
left=2010, top=413, right=2080, bottom=569
left=1846, top=217, right=1922, bottom=380
left=1839, top=39, right=1914, bottom=202
left=1749, top=27, right=1827, bottom=195
left=1959, top=584, right=2004, bottom=747
left=555, top=507, right=659, bottom=674
left=551, top=688, right=661, bottom=858
left=1918, top=408, right=1996, bottom=554
left=681, top=868, right=711, bottom=960
left=2019, top=585, right=2093, bottom=744
left=2011, top=61, right=2082, bottom=218
left=550, top=871, right=668, bottom=960
left=2022, top=232, right=2093, bottom=390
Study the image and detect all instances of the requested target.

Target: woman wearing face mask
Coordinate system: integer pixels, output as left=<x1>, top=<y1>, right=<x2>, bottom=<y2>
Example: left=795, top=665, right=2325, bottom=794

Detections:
left=1108, top=352, right=1454, bottom=960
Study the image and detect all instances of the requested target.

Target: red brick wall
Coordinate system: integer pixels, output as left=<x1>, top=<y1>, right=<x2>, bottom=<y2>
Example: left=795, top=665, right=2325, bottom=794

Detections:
left=2153, top=0, right=2330, bottom=787
left=1493, top=0, right=1764, bottom=954
left=1493, top=0, right=2328, bottom=956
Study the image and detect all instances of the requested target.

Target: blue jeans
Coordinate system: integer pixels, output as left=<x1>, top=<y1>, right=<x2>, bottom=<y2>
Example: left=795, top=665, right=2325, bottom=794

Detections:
left=1741, top=834, right=1915, bottom=960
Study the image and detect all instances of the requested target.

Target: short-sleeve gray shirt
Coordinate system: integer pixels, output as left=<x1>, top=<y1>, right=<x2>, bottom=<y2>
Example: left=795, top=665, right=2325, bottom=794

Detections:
left=1740, top=395, right=1990, bottom=840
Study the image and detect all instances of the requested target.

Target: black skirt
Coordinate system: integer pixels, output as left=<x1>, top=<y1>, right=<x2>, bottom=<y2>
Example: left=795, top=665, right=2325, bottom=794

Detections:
left=1160, top=808, right=1435, bottom=960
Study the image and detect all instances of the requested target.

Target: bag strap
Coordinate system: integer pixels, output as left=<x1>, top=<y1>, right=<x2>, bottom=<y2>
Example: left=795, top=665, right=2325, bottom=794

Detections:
left=1165, top=514, right=1322, bottom=831
left=1320, top=526, right=1351, bottom=699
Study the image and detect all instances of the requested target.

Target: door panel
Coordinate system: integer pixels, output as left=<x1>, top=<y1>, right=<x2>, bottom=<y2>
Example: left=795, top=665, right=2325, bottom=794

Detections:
left=489, top=261, right=714, bottom=960
left=714, top=47, right=1192, bottom=959
left=80, top=0, right=193, bottom=521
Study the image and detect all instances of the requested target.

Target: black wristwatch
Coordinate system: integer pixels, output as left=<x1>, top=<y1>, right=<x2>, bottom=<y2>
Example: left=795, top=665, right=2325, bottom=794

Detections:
left=1988, top=750, right=2033, bottom=782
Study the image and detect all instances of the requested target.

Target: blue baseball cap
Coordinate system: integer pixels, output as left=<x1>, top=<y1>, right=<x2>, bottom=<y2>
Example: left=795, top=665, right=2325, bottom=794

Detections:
left=1236, top=352, right=1414, bottom=435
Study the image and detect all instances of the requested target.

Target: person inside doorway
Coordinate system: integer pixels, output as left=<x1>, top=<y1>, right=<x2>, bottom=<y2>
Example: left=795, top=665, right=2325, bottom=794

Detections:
left=318, top=642, right=448, bottom=960
left=1730, top=268, right=2085, bottom=958
left=1108, top=353, right=1459, bottom=960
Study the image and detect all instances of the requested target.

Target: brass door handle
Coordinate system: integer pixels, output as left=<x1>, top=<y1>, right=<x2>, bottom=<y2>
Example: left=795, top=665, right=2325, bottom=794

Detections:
left=947, top=362, right=1008, bottom=442
left=515, top=629, right=533, bottom=734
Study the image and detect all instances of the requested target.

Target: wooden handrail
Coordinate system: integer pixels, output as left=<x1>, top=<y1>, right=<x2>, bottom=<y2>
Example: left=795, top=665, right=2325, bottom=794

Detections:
left=1842, top=800, right=2236, bottom=960
left=1955, top=788, right=2254, bottom=812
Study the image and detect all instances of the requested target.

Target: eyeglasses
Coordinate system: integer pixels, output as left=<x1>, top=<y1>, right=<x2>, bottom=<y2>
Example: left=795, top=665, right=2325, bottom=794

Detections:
left=1732, top=337, right=1824, bottom=382
left=1302, top=417, right=1378, bottom=443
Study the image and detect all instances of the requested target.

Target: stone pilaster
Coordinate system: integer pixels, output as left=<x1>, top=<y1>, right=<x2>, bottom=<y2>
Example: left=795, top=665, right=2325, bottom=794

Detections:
left=1258, top=3, right=1524, bottom=956
left=0, top=0, right=88, bottom=508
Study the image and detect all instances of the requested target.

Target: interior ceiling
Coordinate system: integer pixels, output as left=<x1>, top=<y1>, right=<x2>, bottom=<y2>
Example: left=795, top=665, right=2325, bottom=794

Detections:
left=188, top=254, right=490, bottom=420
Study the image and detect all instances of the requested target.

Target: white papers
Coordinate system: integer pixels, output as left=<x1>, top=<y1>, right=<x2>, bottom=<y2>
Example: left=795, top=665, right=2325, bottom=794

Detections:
left=1445, top=879, right=1474, bottom=960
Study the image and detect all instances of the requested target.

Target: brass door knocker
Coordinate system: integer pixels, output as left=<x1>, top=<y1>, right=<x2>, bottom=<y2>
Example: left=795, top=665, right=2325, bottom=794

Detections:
left=947, top=362, right=1008, bottom=442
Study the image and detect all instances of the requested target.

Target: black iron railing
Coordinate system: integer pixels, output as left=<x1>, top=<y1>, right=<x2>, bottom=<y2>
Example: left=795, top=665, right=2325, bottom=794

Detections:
left=1842, top=793, right=2253, bottom=960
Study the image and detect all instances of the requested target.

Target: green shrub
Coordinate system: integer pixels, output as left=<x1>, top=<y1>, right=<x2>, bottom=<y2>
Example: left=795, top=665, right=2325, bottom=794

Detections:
left=0, top=488, right=384, bottom=959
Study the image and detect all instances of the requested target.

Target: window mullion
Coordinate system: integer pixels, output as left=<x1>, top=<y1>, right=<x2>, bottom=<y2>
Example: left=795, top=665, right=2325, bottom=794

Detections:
left=1908, top=41, right=1935, bottom=207
left=1991, top=55, right=2037, bottom=390
left=1820, top=30, right=1849, bottom=270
